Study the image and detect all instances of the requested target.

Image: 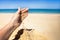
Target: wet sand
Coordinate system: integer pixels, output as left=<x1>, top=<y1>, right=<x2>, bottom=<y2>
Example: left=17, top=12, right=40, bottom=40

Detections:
left=0, top=13, right=60, bottom=40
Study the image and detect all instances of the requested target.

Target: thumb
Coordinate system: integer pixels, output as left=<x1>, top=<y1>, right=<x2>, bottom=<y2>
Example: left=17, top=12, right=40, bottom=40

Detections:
left=16, top=8, right=21, bottom=14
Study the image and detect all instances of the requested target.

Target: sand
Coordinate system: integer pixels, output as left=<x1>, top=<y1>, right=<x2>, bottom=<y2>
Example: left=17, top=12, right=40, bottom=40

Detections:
left=0, top=13, right=60, bottom=40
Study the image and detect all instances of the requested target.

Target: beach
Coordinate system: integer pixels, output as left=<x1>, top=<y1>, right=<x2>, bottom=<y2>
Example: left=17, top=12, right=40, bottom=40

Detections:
left=0, top=13, right=60, bottom=40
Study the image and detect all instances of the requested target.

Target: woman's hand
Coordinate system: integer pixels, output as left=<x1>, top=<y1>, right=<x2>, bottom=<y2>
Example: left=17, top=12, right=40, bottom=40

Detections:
left=11, top=8, right=28, bottom=27
left=0, top=8, right=28, bottom=40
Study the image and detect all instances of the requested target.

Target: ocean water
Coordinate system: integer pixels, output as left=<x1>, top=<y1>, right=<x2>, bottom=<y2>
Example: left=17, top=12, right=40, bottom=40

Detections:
left=0, top=9, right=60, bottom=14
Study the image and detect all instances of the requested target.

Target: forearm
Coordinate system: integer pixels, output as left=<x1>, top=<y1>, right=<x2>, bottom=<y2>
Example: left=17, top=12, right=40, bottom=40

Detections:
left=0, top=22, right=20, bottom=40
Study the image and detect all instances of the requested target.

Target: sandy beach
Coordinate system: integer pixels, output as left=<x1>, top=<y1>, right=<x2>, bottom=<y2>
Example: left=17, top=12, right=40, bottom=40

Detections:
left=0, top=13, right=60, bottom=40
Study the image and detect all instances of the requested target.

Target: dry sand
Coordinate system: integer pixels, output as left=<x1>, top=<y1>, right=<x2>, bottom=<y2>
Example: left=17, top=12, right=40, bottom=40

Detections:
left=0, top=13, right=60, bottom=40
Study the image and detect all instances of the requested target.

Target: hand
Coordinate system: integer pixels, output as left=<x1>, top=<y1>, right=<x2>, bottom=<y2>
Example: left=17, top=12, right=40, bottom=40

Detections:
left=0, top=8, right=28, bottom=40
left=11, top=8, right=28, bottom=27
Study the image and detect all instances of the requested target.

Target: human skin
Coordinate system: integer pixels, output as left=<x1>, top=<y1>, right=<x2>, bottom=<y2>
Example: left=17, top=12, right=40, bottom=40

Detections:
left=0, top=8, right=28, bottom=40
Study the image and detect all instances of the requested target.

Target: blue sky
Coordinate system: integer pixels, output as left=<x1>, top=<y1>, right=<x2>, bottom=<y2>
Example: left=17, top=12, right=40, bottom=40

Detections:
left=0, top=0, right=60, bottom=9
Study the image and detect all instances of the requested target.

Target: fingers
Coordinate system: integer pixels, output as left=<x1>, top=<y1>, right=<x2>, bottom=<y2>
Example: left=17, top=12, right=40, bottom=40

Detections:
left=21, top=8, right=28, bottom=20
left=21, top=8, right=28, bottom=13
left=21, top=8, right=26, bottom=11
left=17, top=8, right=28, bottom=14
left=21, top=8, right=28, bottom=17
left=16, top=8, right=28, bottom=20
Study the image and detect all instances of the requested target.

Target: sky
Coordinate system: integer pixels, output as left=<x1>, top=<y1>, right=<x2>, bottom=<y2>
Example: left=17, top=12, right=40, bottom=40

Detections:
left=0, top=0, right=60, bottom=9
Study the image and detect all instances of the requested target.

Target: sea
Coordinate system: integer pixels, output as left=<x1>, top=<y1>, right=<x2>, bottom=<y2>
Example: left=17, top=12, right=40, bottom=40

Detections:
left=0, top=9, right=60, bottom=14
